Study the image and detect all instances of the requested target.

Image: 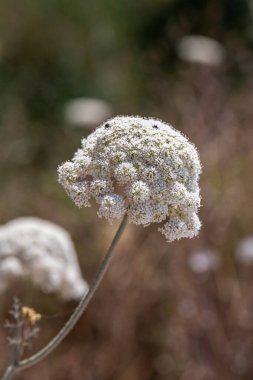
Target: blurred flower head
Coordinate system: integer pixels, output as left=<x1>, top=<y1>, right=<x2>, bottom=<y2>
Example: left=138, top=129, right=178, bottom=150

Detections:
left=0, top=217, right=88, bottom=300
left=177, top=35, right=225, bottom=66
left=236, top=236, right=253, bottom=264
left=64, top=97, right=113, bottom=128
left=58, top=116, right=201, bottom=242
left=188, top=249, right=220, bottom=273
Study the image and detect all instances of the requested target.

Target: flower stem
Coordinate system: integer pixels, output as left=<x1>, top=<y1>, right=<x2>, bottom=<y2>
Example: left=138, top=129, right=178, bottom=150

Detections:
left=1, top=214, right=128, bottom=378
left=1, top=366, right=15, bottom=380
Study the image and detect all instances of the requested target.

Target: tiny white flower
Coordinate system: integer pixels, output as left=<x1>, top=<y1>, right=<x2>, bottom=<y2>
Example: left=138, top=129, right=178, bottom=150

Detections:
left=142, top=167, right=159, bottom=183
left=58, top=161, right=77, bottom=184
left=128, top=181, right=150, bottom=203
left=58, top=116, right=201, bottom=242
left=128, top=203, right=154, bottom=226
left=151, top=203, right=168, bottom=223
left=114, top=162, right=137, bottom=184
left=97, top=194, right=126, bottom=223
left=90, top=178, right=113, bottom=200
left=67, top=182, right=91, bottom=208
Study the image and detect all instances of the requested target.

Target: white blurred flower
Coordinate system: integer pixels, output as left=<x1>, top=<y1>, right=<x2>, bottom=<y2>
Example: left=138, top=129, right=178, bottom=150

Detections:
left=0, top=257, right=24, bottom=292
left=177, top=35, right=225, bottom=66
left=236, top=236, right=253, bottom=264
left=64, top=98, right=113, bottom=127
left=58, top=116, right=201, bottom=242
left=188, top=249, right=220, bottom=273
left=0, top=217, right=88, bottom=300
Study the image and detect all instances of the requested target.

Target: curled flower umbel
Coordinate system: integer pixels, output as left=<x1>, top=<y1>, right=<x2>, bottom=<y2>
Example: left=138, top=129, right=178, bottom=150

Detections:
left=58, top=116, right=201, bottom=241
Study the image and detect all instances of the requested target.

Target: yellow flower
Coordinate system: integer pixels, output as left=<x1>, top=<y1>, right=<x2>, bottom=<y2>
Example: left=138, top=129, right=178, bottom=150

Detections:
left=22, top=306, right=41, bottom=324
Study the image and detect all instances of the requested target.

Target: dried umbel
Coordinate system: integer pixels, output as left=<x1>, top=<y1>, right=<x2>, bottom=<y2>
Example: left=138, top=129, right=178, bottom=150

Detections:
left=58, top=116, right=201, bottom=241
left=0, top=217, right=88, bottom=300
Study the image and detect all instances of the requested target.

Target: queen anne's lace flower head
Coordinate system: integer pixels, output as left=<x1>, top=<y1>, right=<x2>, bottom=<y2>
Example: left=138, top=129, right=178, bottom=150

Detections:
left=58, top=116, right=201, bottom=242
left=0, top=217, right=88, bottom=300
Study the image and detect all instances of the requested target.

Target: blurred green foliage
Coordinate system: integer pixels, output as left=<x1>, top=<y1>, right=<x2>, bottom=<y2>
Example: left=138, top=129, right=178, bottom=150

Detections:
left=0, top=0, right=252, bottom=123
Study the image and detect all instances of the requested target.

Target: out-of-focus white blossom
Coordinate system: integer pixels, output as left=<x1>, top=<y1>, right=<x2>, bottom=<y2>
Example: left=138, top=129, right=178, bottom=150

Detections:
left=188, top=249, right=220, bottom=273
left=58, top=116, right=201, bottom=242
left=177, top=35, right=225, bottom=66
left=0, top=217, right=88, bottom=300
left=0, top=257, right=24, bottom=292
left=64, top=98, right=113, bottom=128
left=236, top=236, right=253, bottom=264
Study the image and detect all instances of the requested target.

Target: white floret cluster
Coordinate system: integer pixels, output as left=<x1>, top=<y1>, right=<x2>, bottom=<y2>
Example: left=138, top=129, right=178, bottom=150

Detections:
left=58, top=116, right=201, bottom=242
left=0, top=217, right=88, bottom=300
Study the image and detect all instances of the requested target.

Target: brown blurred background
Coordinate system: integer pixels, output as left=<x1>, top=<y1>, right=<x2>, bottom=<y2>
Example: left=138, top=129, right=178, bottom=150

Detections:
left=1, top=0, right=253, bottom=379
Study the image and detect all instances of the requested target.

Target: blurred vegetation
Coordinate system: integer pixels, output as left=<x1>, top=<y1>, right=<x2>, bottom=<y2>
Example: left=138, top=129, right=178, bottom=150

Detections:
left=0, top=0, right=252, bottom=123
left=1, top=1, right=253, bottom=379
